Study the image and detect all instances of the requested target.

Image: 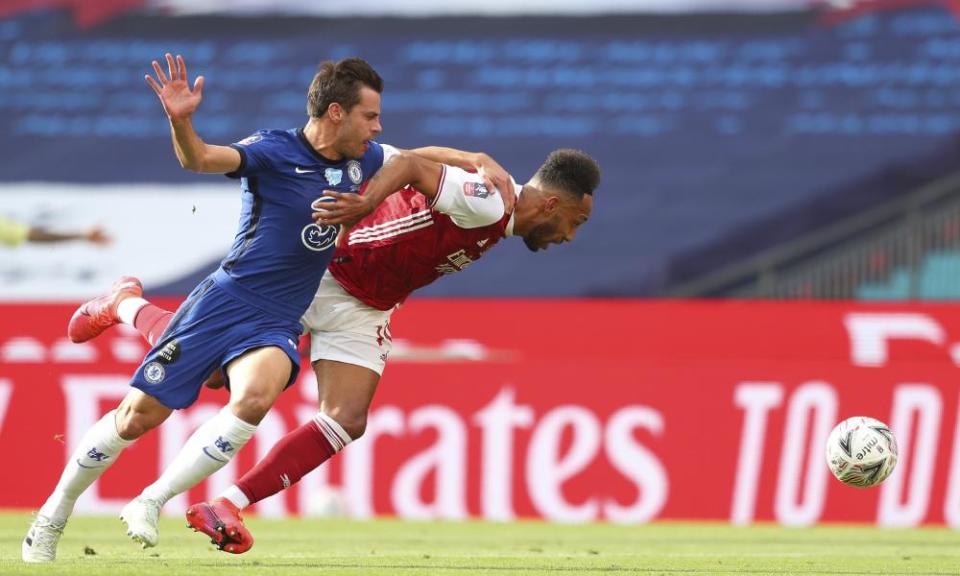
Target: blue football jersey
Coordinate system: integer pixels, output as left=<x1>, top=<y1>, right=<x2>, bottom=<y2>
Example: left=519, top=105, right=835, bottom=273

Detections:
left=214, top=128, right=388, bottom=323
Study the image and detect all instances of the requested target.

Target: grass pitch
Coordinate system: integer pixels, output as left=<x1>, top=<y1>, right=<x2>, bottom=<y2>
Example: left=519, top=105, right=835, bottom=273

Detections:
left=1, top=512, right=959, bottom=575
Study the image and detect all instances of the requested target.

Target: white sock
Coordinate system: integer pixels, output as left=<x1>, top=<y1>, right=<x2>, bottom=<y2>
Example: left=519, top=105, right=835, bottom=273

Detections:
left=140, top=406, right=257, bottom=506
left=38, top=410, right=133, bottom=525
left=220, top=485, right=250, bottom=509
left=117, top=297, right=149, bottom=326
left=314, top=412, right=353, bottom=451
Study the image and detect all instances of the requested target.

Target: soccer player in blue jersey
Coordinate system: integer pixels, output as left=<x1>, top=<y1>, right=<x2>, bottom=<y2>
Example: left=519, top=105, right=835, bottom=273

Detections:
left=23, top=53, right=510, bottom=563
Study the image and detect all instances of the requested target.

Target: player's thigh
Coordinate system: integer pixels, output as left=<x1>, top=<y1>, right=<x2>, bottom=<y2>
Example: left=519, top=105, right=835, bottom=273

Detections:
left=314, top=359, right=379, bottom=414
left=226, top=346, right=293, bottom=422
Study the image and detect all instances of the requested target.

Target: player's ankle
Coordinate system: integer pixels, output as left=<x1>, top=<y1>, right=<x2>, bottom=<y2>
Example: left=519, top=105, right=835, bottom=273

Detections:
left=219, top=486, right=250, bottom=510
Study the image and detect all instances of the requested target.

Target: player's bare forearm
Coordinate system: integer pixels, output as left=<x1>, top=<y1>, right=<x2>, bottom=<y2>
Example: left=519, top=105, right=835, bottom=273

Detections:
left=27, top=228, right=85, bottom=243
left=168, top=116, right=203, bottom=170
left=367, top=152, right=443, bottom=203
left=410, top=146, right=512, bottom=210
left=313, top=152, right=442, bottom=227
left=145, top=53, right=239, bottom=174
left=168, top=117, right=240, bottom=174
left=409, top=146, right=480, bottom=169
left=27, top=225, right=110, bottom=245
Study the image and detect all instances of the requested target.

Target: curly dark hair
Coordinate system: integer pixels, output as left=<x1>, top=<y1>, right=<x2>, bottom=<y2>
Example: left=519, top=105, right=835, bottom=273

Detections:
left=534, top=149, right=601, bottom=198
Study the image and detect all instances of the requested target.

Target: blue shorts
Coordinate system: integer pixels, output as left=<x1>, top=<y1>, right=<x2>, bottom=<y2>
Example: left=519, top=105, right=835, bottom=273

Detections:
left=130, top=278, right=302, bottom=409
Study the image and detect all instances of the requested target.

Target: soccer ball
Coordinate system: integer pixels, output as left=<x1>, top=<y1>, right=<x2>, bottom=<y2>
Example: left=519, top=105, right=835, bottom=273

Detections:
left=825, top=416, right=898, bottom=488
left=304, top=485, right=349, bottom=518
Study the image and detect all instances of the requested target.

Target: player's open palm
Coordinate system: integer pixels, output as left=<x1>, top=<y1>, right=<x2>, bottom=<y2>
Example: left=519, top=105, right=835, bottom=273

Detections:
left=145, top=53, right=204, bottom=120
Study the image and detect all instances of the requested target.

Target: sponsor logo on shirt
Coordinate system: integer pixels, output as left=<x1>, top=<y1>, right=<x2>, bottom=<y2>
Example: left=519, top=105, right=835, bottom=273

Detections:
left=436, top=248, right=475, bottom=275
left=301, top=223, right=337, bottom=252
left=325, top=168, right=343, bottom=186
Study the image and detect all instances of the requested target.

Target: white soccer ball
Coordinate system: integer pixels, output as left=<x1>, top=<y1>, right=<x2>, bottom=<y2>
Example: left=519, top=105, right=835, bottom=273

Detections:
left=825, top=416, right=898, bottom=488
left=303, top=485, right=349, bottom=518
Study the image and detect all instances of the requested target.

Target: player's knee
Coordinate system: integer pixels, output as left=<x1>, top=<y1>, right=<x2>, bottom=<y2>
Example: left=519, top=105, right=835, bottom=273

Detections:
left=340, top=416, right=366, bottom=440
left=230, top=392, right=276, bottom=424
left=322, top=408, right=366, bottom=440
left=114, top=404, right=159, bottom=440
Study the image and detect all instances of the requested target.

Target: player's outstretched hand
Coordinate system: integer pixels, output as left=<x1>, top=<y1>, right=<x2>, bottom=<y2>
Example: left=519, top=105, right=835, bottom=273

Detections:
left=472, top=153, right=515, bottom=214
left=85, top=225, right=111, bottom=246
left=312, top=191, right=374, bottom=228
left=145, top=53, right=204, bottom=121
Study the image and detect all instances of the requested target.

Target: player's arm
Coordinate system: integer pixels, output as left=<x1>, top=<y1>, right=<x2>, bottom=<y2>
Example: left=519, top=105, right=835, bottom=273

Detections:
left=314, top=151, right=442, bottom=228
left=427, top=167, right=507, bottom=229
left=27, top=225, right=111, bottom=245
left=408, top=147, right=515, bottom=214
left=145, top=53, right=241, bottom=174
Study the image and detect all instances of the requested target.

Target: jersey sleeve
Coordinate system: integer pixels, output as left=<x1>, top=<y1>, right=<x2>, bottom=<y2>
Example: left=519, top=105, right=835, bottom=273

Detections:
left=225, top=130, right=277, bottom=179
left=431, top=165, right=506, bottom=229
left=360, top=141, right=399, bottom=181
left=381, top=143, right=400, bottom=164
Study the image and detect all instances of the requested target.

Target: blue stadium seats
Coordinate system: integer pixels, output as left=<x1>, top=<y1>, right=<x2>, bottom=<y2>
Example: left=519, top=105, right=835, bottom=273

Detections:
left=3, top=8, right=960, bottom=297
left=856, top=251, right=960, bottom=300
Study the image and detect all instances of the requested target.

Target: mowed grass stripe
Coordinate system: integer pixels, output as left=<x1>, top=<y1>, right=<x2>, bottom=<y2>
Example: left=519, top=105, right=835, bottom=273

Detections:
left=1, top=513, right=959, bottom=575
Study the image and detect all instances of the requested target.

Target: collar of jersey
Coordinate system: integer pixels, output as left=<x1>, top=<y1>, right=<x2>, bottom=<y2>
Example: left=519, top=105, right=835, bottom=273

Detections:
left=296, top=127, right=343, bottom=165
left=505, top=182, right=522, bottom=236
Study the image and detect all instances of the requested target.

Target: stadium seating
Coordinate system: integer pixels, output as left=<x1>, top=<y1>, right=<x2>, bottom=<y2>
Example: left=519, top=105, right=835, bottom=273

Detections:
left=2, top=8, right=960, bottom=297
left=857, top=250, right=960, bottom=300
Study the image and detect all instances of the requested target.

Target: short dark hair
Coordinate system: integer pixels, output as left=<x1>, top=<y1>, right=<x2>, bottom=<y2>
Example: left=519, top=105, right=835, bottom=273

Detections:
left=534, top=149, right=601, bottom=198
left=306, top=57, right=384, bottom=118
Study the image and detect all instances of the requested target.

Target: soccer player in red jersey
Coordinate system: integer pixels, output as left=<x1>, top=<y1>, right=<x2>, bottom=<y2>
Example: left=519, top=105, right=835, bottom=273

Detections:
left=71, top=148, right=599, bottom=553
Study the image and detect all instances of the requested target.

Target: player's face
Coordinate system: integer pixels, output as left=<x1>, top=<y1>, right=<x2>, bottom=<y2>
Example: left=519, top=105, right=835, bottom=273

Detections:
left=523, top=193, right=592, bottom=252
left=337, top=86, right=382, bottom=159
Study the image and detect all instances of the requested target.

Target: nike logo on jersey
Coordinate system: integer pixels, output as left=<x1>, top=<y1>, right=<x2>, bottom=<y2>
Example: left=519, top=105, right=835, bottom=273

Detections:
left=295, top=167, right=316, bottom=174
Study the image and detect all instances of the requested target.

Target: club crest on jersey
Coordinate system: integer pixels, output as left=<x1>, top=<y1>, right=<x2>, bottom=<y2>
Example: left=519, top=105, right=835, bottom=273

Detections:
left=347, top=160, right=363, bottom=184
left=301, top=222, right=337, bottom=252
left=236, top=134, right=262, bottom=146
left=324, top=168, right=343, bottom=186
left=144, top=362, right=165, bottom=384
left=463, top=181, right=492, bottom=199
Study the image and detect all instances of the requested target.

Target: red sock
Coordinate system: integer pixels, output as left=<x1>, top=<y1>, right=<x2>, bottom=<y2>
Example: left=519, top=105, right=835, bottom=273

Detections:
left=132, top=304, right=174, bottom=346
left=236, top=420, right=339, bottom=505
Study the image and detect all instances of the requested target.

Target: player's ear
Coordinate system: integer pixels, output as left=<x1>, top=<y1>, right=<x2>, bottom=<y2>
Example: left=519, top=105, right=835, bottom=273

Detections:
left=327, top=102, right=344, bottom=123
left=543, top=195, right=560, bottom=214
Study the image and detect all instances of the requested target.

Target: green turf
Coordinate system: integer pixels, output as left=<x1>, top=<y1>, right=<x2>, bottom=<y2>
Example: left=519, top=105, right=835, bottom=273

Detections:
left=2, top=512, right=959, bottom=575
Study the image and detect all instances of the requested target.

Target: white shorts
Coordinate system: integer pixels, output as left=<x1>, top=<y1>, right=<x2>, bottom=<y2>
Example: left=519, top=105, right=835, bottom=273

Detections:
left=300, top=272, right=395, bottom=375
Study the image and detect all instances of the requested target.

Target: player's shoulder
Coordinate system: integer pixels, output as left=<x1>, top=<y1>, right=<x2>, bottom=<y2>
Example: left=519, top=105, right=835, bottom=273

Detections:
left=363, top=140, right=387, bottom=159
left=356, top=140, right=392, bottom=172
left=233, top=128, right=297, bottom=149
left=443, top=164, right=483, bottom=186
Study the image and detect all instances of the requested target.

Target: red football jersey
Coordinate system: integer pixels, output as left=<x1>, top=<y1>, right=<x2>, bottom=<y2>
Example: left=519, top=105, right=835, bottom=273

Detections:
left=329, top=166, right=513, bottom=310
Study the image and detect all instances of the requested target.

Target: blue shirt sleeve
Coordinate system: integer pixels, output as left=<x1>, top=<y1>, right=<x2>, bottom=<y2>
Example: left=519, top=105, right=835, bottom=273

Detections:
left=360, top=141, right=387, bottom=181
left=225, top=130, right=277, bottom=179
